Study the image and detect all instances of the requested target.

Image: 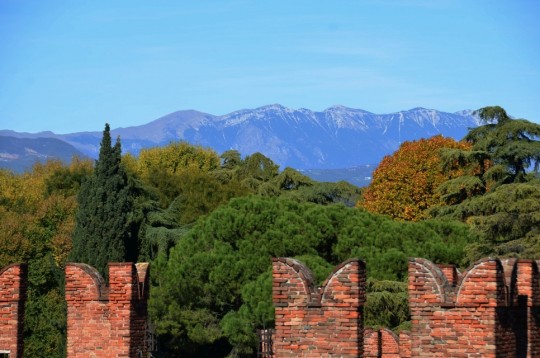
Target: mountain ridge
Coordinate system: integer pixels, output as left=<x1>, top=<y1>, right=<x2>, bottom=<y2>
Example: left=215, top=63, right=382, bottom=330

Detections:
left=0, top=136, right=86, bottom=173
left=0, top=105, right=479, bottom=174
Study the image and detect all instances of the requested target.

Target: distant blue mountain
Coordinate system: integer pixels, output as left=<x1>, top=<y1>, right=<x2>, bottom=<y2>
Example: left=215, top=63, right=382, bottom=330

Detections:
left=0, top=105, right=479, bottom=174
left=0, top=136, right=86, bottom=173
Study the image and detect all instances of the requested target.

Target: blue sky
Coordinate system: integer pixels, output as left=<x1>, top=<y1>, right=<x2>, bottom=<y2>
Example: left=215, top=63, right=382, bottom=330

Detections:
left=1, top=0, right=539, bottom=133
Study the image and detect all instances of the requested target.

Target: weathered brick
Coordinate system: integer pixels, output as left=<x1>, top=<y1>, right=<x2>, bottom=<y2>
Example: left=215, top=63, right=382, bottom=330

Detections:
left=65, top=262, right=149, bottom=358
left=272, top=258, right=365, bottom=357
left=0, top=264, right=27, bottom=358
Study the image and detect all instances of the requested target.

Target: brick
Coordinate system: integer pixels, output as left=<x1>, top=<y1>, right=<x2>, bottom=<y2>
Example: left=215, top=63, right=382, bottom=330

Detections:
left=65, top=262, right=149, bottom=358
left=272, top=258, right=365, bottom=357
left=0, top=264, right=27, bottom=358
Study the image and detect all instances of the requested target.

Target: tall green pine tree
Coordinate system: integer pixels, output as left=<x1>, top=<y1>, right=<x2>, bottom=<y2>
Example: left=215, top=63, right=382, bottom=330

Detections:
left=70, top=123, right=135, bottom=277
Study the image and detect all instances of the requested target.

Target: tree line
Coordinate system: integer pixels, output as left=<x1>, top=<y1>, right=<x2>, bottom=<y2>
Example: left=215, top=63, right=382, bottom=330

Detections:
left=0, top=106, right=538, bottom=357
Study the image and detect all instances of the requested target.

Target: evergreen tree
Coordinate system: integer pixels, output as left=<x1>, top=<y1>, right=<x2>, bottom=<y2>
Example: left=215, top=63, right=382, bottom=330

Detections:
left=432, top=106, right=540, bottom=258
left=437, top=106, right=540, bottom=204
left=70, top=123, right=135, bottom=277
left=149, top=195, right=474, bottom=356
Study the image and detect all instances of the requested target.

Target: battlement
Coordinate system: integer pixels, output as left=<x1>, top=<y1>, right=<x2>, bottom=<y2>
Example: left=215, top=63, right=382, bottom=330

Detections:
left=409, top=257, right=540, bottom=357
left=272, top=257, right=366, bottom=357
left=65, top=262, right=150, bottom=358
left=0, top=264, right=27, bottom=358
left=271, top=257, right=540, bottom=357
left=2, top=256, right=540, bottom=357
left=364, top=328, right=411, bottom=358
left=409, top=257, right=508, bottom=308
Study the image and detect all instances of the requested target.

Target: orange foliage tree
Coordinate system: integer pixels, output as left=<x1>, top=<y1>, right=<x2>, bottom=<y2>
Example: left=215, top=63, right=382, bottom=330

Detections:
left=358, top=135, right=470, bottom=221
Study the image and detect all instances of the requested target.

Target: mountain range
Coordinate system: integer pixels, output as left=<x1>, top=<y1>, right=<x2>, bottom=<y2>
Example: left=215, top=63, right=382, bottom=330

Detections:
left=0, top=136, right=85, bottom=174
left=0, top=105, right=479, bottom=183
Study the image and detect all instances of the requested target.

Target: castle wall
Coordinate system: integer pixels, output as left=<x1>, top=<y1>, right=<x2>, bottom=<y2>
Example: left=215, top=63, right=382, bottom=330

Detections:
left=364, top=328, right=411, bottom=358
left=0, top=264, right=27, bottom=358
left=272, top=257, right=366, bottom=357
left=65, top=262, right=149, bottom=358
left=408, top=257, right=540, bottom=357
left=2, top=255, right=540, bottom=357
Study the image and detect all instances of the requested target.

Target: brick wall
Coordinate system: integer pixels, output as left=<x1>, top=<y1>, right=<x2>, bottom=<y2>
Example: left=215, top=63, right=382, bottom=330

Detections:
left=272, top=257, right=540, bottom=357
left=364, top=328, right=411, bottom=358
left=0, top=264, right=27, bottom=358
left=272, top=257, right=366, bottom=357
left=507, top=259, right=540, bottom=357
left=2, top=256, right=539, bottom=357
left=408, top=257, right=540, bottom=357
left=65, top=262, right=150, bottom=358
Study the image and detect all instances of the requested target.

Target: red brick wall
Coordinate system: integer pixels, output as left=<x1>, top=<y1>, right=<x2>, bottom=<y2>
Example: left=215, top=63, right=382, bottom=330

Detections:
left=409, top=258, right=505, bottom=357
left=408, top=257, right=540, bottom=357
left=65, top=262, right=149, bottom=358
left=506, top=259, right=540, bottom=357
left=436, top=264, right=461, bottom=286
left=2, top=256, right=539, bottom=357
left=399, top=331, right=412, bottom=357
left=0, top=264, right=27, bottom=358
left=271, top=257, right=540, bottom=357
left=272, top=258, right=366, bottom=357
left=364, top=328, right=411, bottom=358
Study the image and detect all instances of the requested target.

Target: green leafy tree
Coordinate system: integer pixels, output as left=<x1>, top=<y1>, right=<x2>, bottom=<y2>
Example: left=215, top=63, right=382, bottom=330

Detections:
left=237, top=152, right=280, bottom=190
left=257, top=167, right=314, bottom=196
left=471, top=106, right=540, bottom=183
left=220, top=149, right=243, bottom=170
left=289, top=180, right=362, bottom=207
left=434, top=179, right=540, bottom=260
left=365, top=279, right=409, bottom=331
left=124, top=141, right=221, bottom=208
left=70, top=124, right=136, bottom=277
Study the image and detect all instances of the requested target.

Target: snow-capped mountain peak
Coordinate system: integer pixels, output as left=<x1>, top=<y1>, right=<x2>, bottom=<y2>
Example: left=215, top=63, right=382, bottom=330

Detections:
left=1, top=105, right=479, bottom=170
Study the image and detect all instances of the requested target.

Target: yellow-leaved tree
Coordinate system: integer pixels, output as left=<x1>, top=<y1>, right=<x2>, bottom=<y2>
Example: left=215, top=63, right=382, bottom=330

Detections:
left=358, top=135, right=470, bottom=221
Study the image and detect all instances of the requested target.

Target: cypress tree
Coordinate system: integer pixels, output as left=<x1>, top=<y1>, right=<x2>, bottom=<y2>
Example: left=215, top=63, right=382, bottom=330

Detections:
left=70, top=123, right=135, bottom=277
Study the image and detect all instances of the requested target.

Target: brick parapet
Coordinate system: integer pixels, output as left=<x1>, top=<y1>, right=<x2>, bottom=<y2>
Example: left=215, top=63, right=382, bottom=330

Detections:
left=272, top=258, right=365, bottom=357
left=436, top=264, right=461, bottom=286
left=409, top=257, right=503, bottom=357
left=364, top=328, right=411, bottom=358
left=407, top=257, right=540, bottom=357
left=510, top=259, right=540, bottom=357
left=399, top=331, right=412, bottom=358
left=0, top=263, right=27, bottom=358
left=65, top=262, right=149, bottom=358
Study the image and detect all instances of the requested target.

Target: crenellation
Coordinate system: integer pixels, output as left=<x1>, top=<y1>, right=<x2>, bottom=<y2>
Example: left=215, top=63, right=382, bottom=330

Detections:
left=2, top=255, right=539, bottom=357
left=272, top=257, right=365, bottom=357
left=65, top=262, right=149, bottom=358
left=0, top=263, right=27, bottom=358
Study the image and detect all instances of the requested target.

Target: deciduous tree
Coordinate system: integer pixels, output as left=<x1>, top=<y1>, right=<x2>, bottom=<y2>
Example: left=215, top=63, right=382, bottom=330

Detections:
left=0, top=160, right=87, bottom=358
left=359, top=135, right=470, bottom=221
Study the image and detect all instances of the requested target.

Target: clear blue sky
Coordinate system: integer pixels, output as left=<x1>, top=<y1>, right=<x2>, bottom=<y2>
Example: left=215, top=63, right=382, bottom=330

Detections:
left=1, top=0, right=539, bottom=133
